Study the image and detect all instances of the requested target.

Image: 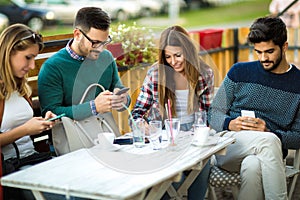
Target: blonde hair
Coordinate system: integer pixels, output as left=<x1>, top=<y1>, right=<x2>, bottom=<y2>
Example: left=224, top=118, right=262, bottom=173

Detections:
left=0, top=24, right=44, bottom=100
left=157, top=25, right=209, bottom=118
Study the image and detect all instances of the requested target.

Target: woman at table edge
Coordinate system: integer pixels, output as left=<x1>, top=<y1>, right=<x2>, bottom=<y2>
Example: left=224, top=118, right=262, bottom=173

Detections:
left=0, top=24, right=57, bottom=199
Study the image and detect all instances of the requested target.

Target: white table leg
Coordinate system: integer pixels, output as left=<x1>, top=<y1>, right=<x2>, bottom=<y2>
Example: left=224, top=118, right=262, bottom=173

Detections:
left=145, top=179, right=173, bottom=200
left=32, top=190, right=46, bottom=200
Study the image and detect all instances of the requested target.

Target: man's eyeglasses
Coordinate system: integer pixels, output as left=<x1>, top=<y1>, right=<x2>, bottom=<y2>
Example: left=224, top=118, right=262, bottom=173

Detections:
left=78, top=29, right=111, bottom=48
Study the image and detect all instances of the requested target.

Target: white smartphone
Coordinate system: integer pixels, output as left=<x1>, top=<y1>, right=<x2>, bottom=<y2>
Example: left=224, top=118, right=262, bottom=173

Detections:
left=114, top=87, right=129, bottom=95
left=241, top=110, right=255, bottom=118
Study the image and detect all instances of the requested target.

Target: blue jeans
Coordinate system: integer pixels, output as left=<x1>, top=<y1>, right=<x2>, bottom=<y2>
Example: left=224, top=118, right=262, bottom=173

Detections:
left=161, top=161, right=210, bottom=200
left=173, top=161, right=211, bottom=200
left=162, top=122, right=209, bottom=199
left=180, top=122, right=194, bottom=131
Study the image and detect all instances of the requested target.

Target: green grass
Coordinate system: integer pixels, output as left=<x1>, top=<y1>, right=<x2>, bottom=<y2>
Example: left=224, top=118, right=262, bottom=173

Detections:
left=40, top=0, right=271, bottom=36
left=180, top=0, right=270, bottom=28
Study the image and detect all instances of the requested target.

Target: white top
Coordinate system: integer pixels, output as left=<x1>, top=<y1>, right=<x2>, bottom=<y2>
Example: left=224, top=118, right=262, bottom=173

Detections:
left=175, top=90, right=194, bottom=125
left=1, top=91, right=35, bottom=160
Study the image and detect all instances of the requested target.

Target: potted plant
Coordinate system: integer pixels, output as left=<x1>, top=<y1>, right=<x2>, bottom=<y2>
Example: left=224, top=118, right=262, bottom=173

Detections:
left=107, top=22, right=158, bottom=69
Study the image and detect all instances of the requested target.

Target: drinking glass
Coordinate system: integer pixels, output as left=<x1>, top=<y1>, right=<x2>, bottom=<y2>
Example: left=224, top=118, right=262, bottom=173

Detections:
left=148, top=120, right=162, bottom=150
left=194, top=111, right=207, bottom=126
left=132, top=118, right=145, bottom=148
left=164, top=118, right=180, bottom=145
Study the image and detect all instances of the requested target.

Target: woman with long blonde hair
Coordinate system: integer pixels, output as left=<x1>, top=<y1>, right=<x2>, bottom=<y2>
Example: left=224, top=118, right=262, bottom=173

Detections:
left=131, top=25, right=214, bottom=200
left=0, top=24, right=56, bottom=199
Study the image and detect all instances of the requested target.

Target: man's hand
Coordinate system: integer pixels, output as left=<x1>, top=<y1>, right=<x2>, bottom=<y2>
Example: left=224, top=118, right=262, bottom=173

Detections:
left=228, top=116, right=268, bottom=132
left=112, top=88, right=128, bottom=110
left=94, top=90, right=113, bottom=113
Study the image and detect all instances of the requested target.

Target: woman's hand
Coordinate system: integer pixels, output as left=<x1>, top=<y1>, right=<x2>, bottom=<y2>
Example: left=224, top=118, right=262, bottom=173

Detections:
left=22, top=116, right=54, bottom=135
left=228, top=116, right=268, bottom=132
left=44, top=111, right=56, bottom=121
left=0, top=111, right=58, bottom=146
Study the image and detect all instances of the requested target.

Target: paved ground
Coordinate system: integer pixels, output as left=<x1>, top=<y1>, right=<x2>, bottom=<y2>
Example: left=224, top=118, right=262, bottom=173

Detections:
left=211, top=156, right=300, bottom=200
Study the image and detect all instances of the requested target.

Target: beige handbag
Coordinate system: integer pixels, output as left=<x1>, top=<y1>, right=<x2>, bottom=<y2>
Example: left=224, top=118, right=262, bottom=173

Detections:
left=52, top=83, right=121, bottom=156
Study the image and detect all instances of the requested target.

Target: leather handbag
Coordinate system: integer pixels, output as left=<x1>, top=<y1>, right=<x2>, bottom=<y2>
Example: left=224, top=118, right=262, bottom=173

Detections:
left=52, top=83, right=121, bottom=156
left=1, top=142, right=52, bottom=176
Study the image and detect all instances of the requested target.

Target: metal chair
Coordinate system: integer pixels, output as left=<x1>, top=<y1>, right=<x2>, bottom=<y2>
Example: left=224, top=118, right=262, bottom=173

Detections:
left=286, top=149, right=300, bottom=200
left=209, top=165, right=240, bottom=200
left=209, top=149, right=300, bottom=200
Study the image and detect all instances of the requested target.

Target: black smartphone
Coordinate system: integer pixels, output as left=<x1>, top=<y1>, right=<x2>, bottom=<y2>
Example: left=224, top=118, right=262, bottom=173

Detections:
left=47, top=113, right=66, bottom=121
left=113, top=138, right=150, bottom=145
left=114, top=87, right=130, bottom=95
left=113, top=138, right=133, bottom=145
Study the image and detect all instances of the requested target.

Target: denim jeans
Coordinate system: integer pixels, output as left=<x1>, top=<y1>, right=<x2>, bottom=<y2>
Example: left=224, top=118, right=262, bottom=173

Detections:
left=180, top=122, right=194, bottom=132
left=166, top=161, right=211, bottom=200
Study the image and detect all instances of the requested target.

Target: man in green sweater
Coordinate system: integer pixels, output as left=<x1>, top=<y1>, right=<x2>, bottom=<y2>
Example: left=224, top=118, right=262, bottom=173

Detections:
left=38, top=7, right=130, bottom=121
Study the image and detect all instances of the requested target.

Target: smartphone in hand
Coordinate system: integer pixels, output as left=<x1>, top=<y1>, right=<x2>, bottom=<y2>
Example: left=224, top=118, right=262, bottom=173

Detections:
left=47, top=113, right=66, bottom=121
left=114, top=87, right=129, bottom=95
left=241, top=110, right=255, bottom=118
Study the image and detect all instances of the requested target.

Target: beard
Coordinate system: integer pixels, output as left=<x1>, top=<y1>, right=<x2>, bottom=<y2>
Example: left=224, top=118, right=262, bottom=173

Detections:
left=77, top=39, right=101, bottom=60
left=86, top=50, right=101, bottom=60
left=260, top=52, right=282, bottom=72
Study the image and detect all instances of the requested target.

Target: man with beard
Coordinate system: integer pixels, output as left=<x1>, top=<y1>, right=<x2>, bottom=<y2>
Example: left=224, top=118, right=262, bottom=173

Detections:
left=38, top=7, right=130, bottom=121
left=208, top=17, right=300, bottom=199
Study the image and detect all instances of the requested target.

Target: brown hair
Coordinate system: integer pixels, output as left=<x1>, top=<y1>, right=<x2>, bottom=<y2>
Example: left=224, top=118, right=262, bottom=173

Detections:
left=157, top=25, right=208, bottom=117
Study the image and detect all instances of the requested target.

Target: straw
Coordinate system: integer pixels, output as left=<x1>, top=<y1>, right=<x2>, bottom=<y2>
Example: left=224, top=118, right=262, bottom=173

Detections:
left=167, top=99, right=175, bottom=145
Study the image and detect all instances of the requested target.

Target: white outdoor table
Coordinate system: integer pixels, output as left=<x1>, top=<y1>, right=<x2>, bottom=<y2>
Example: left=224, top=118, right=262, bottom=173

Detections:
left=1, top=133, right=235, bottom=200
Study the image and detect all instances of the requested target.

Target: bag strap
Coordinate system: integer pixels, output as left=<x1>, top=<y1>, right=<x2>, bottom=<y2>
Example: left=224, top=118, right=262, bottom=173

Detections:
left=79, top=83, right=118, bottom=134
left=79, top=83, right=105, bottom=104
left=100, top=117, right=115, bottom=134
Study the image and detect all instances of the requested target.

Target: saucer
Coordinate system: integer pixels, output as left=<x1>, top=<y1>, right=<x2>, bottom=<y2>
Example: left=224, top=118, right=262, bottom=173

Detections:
left=192, top=138, right=218, bottom=147
left=94, top=144, right=121, bottom=151
left=106, top=144, right=121, bottom=151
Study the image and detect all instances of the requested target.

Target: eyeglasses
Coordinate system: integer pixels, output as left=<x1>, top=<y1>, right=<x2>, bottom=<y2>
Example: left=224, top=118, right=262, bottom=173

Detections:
left=78, top=29, right=111, bottom=48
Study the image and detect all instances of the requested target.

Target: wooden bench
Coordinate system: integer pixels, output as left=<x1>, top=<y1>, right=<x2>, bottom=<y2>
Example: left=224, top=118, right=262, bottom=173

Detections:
left=29, top=33, right=73, bottom=106
left=29, top=33, right=73, bottom=151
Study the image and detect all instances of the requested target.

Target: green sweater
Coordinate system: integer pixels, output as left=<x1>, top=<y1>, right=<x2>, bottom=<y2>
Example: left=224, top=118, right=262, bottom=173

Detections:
left=38, top=48, right=125, bottom=120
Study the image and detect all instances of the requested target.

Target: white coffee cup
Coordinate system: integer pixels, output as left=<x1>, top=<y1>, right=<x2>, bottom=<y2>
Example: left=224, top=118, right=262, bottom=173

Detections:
left=95, top=132, right=115, bottom=149
left=194, top=126, right=210, bottom=145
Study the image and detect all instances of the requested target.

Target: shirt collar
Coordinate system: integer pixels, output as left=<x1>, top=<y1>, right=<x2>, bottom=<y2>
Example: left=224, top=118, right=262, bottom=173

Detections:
left=66, top=39, right=85, bottom=61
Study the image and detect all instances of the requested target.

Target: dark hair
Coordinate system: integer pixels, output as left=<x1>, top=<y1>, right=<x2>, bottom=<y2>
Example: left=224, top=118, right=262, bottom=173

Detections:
left=74, top=7, right=111, bottom=32
left=248, top=17, right=287, bottom=47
